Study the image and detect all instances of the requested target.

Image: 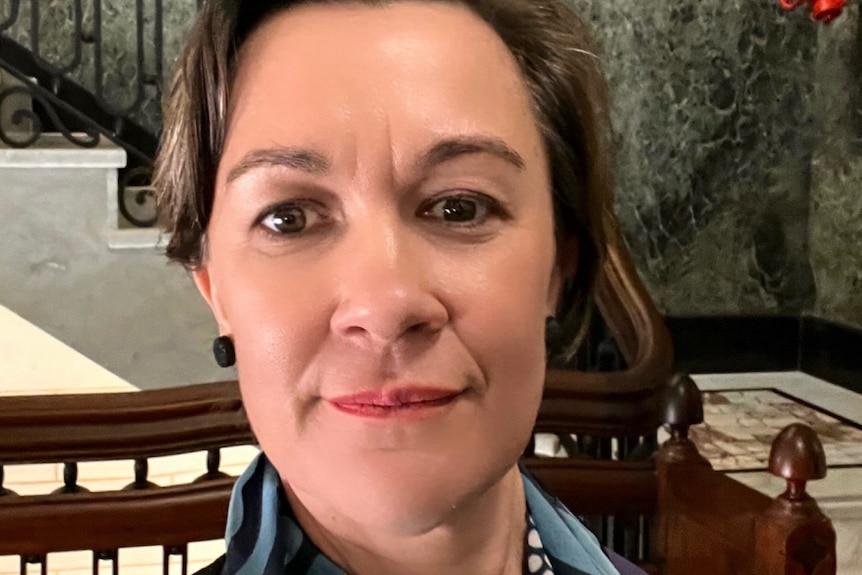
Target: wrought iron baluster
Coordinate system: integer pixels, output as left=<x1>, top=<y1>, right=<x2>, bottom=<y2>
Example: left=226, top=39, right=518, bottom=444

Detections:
left=63, top=0, right=85, bottom=76
left=28, top=0, right=39, bottom=64
left=124, top=457, right=159, bottom=490
left=53, top=461, right=90, bottom=494
left=92, top=549, right=119, bottom=575
left=128, top=0, right=147, bottom=116
left=194, top=448, right=231, bottom=482
left=92, top=0, right=103, bottom=105
left=154, top=0, right=164, bottom=91
left=19, top=555, right=47, bottom=575
left=207, top=448, right=221, bottom=475
left=63, top=461, right=79, bottom=492
left=603, top=514, right=613, bottom=551
left=135, top=457, right=149, bottom=487
left=638, top=514, right=649, bottom=562
left=609, top=513, right=640, bottom=560
left=163, top=545, right=188, bottom=575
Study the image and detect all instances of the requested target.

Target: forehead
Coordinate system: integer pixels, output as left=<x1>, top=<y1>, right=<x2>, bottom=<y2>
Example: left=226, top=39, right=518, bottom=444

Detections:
left=221, top=1, right=545, bottom=177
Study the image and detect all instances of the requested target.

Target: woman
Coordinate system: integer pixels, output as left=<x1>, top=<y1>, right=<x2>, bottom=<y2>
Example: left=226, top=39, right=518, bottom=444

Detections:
left=155, top=0, right=642, bottom=573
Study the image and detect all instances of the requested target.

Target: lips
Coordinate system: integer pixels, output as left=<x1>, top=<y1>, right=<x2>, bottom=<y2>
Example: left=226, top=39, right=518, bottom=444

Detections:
left=327, top=386, right=462, bottom=418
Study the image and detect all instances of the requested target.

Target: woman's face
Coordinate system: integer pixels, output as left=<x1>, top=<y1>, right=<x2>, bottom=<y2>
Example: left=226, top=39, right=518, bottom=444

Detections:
left=195, top=1, right=568, bottom=533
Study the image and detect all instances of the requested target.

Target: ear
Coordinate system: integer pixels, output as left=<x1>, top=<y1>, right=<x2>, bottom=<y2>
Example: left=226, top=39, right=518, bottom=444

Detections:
left=547, top=235, right=579, bottom=314
left=192, top=266, right=233, bottom=335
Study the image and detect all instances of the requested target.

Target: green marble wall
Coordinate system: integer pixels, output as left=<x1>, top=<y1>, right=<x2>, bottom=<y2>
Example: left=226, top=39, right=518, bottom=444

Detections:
left=2, top=0, right=859, bottom=329
left=572, top=0, right=820, bottom=317
left=809, top=5, right=862, bottom=331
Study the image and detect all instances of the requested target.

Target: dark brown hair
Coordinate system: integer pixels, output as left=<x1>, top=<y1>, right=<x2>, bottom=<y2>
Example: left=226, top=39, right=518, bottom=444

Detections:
left=154, top=0, right=614, bottom=357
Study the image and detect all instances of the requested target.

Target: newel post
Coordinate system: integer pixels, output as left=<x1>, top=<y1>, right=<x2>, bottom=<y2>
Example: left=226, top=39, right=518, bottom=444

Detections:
left=651, top=373, right=710, bottom=566
left=754, top=423, right=836, bottom=575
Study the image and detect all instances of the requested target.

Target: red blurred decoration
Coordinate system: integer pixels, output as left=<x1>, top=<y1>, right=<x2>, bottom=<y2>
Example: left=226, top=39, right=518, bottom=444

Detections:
left=780, top=0, right=847, bottom=23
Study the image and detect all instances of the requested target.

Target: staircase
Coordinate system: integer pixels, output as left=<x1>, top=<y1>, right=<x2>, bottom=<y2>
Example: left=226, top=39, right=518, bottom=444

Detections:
left=0, top=131, right=225, bottom=389
left=0, top=0, right=229, bottom=389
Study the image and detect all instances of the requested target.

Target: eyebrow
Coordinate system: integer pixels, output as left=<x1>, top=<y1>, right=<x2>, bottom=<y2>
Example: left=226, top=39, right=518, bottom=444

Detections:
left=226, top=147, right=331, bottom=182
left=419, top=135, right=526, bottom=172
left=225, top=135, right=526, bottom=183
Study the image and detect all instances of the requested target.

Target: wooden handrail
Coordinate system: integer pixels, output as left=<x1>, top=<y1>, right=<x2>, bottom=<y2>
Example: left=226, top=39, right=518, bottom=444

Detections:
left=0, top=381, right=253, bottom=463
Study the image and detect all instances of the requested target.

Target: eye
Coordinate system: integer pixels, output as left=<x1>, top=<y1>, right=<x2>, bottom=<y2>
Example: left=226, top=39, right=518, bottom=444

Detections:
left=420, top=193, right=497, bottom=226
left=256, top=202, right=325, bottom=235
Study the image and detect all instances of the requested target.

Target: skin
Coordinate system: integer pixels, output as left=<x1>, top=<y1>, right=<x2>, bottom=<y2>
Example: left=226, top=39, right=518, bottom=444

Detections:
left=193, top=2, right=575, bottom=574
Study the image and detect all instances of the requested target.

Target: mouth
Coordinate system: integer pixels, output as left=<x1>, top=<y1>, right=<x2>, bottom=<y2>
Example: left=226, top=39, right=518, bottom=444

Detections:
left=327, top=386, right=464, bottom=419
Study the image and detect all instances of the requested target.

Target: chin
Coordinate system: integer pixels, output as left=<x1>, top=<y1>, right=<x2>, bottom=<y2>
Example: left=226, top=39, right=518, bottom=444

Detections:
left=283, top=441, right=524, bottom=537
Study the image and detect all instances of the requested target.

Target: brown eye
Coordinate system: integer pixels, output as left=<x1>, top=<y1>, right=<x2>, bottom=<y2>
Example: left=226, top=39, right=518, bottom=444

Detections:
left=260, top=205, right=308, bottom=234
left=440, top=198, right=478, bottom=222
left=422, top=195, right=490, bottom=225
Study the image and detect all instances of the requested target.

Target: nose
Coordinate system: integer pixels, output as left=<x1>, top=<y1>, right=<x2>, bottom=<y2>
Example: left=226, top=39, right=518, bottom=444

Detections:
left=330, top=222, right=449, bottom=348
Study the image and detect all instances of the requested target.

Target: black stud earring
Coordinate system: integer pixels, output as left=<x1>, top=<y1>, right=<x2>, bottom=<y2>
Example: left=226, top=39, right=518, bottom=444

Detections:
left=212, top=335, right=236, bottom=368
left=545, top=316, right=562, bottom=346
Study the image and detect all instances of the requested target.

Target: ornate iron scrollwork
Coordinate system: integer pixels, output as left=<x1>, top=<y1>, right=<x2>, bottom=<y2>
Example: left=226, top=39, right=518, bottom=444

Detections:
left=0, top=0, right=166, bottom=228
left=0, top=0, right=21, bottom=34
left=119, top=165, right=158, bottom=229
left=0, top=83, right=99, bottom=148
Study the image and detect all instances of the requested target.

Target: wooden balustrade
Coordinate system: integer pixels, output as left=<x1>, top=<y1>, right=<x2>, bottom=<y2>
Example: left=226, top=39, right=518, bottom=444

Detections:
left=651, top=374, right=837, bottom=575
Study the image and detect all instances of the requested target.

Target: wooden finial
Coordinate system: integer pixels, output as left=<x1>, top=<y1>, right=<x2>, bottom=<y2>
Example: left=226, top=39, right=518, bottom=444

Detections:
left=657, top=373, right=709, bottom=466
left=661, top=373, right=704, bottom=440
left=768, top=423, right=827, bottom=501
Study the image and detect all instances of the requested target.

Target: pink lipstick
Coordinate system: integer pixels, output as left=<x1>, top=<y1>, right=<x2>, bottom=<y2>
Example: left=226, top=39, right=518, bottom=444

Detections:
left=327, top=386, right=462, bottom=419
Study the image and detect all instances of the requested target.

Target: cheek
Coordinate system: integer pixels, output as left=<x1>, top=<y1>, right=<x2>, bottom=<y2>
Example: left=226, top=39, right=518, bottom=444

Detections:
left=455, top=230, right=555, bottom=425
left=209, top=255, right=334, bottom=436
left=455, top=229, right=555, bottom=354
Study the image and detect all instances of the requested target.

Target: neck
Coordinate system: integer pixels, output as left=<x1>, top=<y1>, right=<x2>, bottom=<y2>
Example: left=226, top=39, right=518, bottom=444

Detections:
left=285, top=465, right=527, bottom=575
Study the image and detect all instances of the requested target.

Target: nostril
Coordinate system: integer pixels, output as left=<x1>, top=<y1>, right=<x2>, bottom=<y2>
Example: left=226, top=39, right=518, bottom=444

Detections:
left=406, top=321, right=430, bottom=335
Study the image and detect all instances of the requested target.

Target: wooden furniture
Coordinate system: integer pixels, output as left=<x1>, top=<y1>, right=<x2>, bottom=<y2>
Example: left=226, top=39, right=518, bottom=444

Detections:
left=0, top=231, right=837, bottom=574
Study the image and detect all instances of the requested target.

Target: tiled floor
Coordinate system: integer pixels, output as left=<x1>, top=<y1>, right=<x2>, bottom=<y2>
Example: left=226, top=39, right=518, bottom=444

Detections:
left=690, top=388, right=862, bottom=471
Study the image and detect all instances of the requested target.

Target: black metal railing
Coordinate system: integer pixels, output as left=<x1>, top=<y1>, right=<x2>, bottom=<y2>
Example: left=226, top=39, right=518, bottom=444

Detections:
left=0, top=0, right=195, bottom=228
